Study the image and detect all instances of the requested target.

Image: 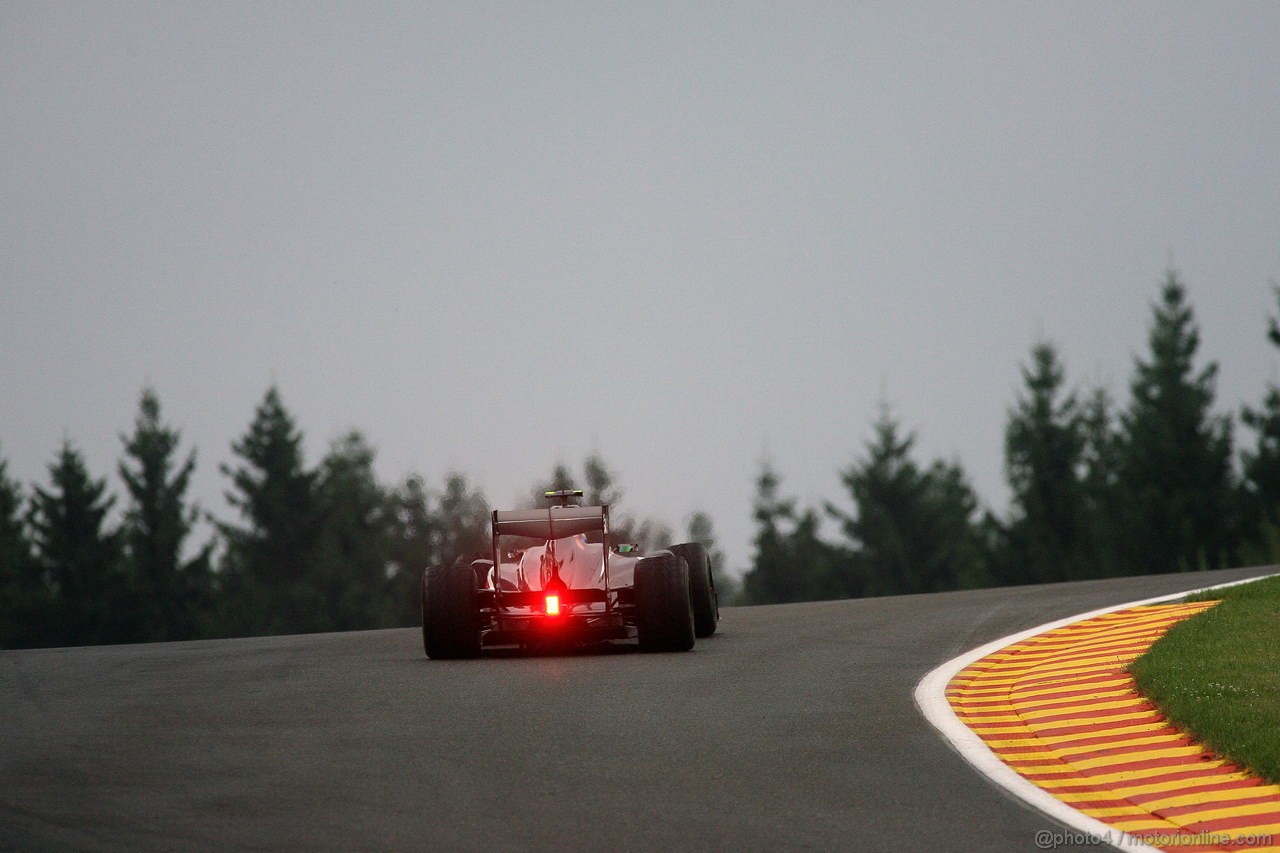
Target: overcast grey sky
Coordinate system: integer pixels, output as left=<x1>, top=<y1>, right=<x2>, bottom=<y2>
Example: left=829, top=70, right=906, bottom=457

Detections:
left=3, top=2, right=1278, bottom=573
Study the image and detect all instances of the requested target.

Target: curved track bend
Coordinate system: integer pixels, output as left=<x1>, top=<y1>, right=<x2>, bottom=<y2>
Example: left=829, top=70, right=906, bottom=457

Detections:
left=2, top=565, right=1272, bottom=852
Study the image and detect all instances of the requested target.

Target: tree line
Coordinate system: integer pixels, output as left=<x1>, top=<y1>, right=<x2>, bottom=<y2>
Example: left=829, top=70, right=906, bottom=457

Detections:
left=740, top=270, right=1280, bottom=603
left=0, top=388, right=730, bottom=649
left=4, top=269, right=1278, bottom=647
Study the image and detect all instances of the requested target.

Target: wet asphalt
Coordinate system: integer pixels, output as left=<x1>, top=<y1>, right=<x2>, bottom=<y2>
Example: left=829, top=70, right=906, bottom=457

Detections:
left=2, top=565, right=1273, bottom=852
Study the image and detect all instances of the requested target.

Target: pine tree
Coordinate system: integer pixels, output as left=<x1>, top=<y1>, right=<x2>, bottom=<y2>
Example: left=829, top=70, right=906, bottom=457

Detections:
left=832, top=409, right=987, bottom=596
left=741, top=461, right=845, bottom=604
left=1079, top=387, right=1125, bottom=578
left=1117, top=271, right=1236, bottom=573
left=217, top=387, right=320, bottom=636
left=741, top=460, right=797, bottom=604
left=785, top=507, right=849, bottom=600
left=434, top=472, right=490, bottom=564
left=1240, top=285, right=1280, bottom=562
left=583, top=452, right=623, bottom=508
left=118, top=388, right=212, bottom=641
left=1001, top=342, right=1088, bottom=584
left=29, top=442, right=129, bottom=645
left=0, top=455, right=49, bottom=648
left=313, top=431, right=394, bottom=631
left=386, top=475, right=439, bottom=625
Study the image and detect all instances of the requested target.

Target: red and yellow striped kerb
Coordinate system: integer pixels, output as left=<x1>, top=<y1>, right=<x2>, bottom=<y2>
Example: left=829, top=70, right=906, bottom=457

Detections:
left=947, top=602, right=1280, bottom=852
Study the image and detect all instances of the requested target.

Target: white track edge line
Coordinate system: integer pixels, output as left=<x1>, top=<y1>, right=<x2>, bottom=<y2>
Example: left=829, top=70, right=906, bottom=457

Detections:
left=913, top=572, right=1279, bottom=853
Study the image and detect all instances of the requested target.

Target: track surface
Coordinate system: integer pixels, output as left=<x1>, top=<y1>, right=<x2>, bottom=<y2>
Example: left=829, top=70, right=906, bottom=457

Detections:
left=2, top=566, right=1273, bottom=852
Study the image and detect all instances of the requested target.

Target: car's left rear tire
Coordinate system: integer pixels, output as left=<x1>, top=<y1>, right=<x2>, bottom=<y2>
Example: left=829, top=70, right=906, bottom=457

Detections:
left=422, top=564, right=481, bottom=659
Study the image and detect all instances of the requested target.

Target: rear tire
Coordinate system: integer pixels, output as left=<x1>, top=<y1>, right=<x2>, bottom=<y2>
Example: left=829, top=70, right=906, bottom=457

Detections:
left=671, top=542, right=718, bottom=638
left=422, top=564, right=481, bottom=659
left=635, top=552, right=695, bottom=652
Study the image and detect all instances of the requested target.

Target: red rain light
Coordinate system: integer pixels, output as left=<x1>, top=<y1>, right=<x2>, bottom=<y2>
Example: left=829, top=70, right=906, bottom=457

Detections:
left=545, top=594, right=561, bottom=617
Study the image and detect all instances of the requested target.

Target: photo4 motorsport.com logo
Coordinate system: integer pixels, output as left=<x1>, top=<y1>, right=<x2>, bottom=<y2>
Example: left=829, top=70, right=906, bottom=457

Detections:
left=1034, top=829, right=1275, bottom=849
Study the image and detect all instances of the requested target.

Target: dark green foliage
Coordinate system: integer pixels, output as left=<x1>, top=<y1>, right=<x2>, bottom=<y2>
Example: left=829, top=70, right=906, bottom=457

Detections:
left=311, top=431, right=396, bottom=631
left=1115, top=271, right=1236, bottom=573
left=434, top=472, right=491, bottom=562
left=385, top=472, right=490, bottom=626
left=28, top=442, right=131, bottom=645
left=741, top=461, right=848, bottom=604
left=216, top=386, right=322, bottom=635
left=584, top=452, right=623, bottom=508
left=0, top=455, right=49, bottom=648
left=739, top=461, right=790, bottom=605
left=1078, top=387, right=1126, bottom=578
left=998, top=342, right=1090, bottom=584
left=386, top=475, right=437, bottom=626
left=743, top=415, right=992, bottom=606
left=118, top=388, right=213, bottom=641
left=1240, top=285, right=1280, bottom=563
left=11, top=264, right=1280, bottom=639
left=829, top=411, right=989, bottom=597
left=216, top=395, right=427, bottom=636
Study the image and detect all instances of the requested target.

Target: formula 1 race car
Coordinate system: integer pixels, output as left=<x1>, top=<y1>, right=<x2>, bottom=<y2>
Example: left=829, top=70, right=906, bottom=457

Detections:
left=421, top=490, right=718, bottom=658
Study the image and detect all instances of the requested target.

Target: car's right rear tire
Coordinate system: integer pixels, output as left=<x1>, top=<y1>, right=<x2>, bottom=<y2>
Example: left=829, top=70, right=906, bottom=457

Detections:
left=670, top=542, right=718, bottom=638
left=422, top=564, right=481, bottom=659
left=635, top=551, right=695, bottom=652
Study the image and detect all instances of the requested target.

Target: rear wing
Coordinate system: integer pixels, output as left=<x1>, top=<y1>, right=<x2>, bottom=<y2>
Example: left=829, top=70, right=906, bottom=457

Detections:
left=491, top=505, right=608, bottom=540
left=491, top=504, right=613, bottom=612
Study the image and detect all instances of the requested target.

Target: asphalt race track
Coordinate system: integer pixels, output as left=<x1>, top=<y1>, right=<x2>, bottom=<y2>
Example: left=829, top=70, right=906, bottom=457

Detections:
left=2, top=565, right=1274, bottom=852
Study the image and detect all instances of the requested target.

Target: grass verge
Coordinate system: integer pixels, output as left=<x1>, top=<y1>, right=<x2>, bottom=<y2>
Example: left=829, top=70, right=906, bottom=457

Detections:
left=1128, top=572, right=1280, bottom=784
